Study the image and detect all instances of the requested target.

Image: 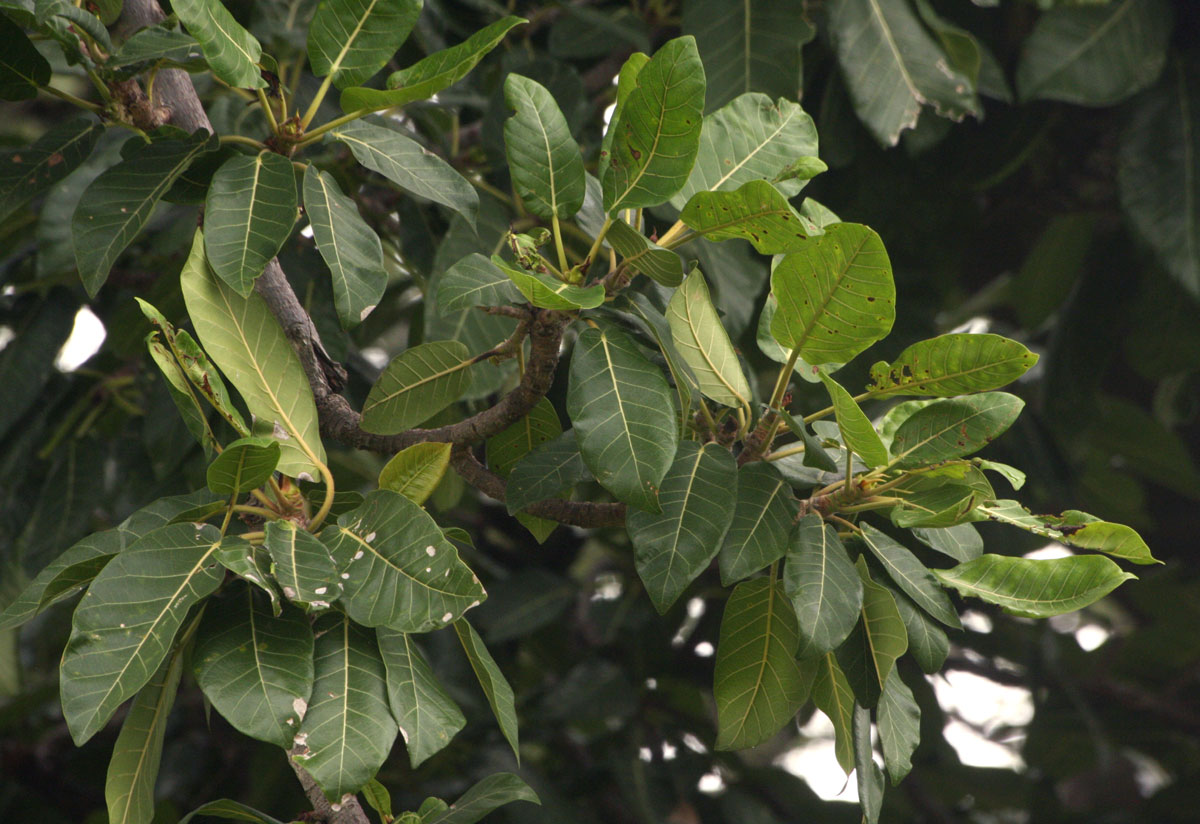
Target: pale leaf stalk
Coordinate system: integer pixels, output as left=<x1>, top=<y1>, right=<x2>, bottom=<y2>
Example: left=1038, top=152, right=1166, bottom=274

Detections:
left=584, top=217, right=614, bottom=273
left=257, top=87, right=280, bottom=134
left=551, top=215, right=569, bottom=273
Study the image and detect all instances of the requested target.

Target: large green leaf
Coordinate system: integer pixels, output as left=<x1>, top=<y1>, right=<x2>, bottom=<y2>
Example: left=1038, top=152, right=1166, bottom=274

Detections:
left=0, top=13, right=50, bottom=100
left=887, top=584, right=948, bottom=674
left=105, top=640, right=186, bottom=824
left=682, top=1, right=811, bottom=112
left=784, top=515, right=863, bottom=658
left=204, top=152, right=298, bottom=296
left=713, top=576, right=809, bottom=750
left=819, top=372, right=888, bottom=467
left=320, top=490, right=486, bottom=631
left=303, top=166, right=387, bottom=328
left=1016, top=0, right=1170, bottom=106
left=73, top=133, right=216, bottom=296
left=628, top=442, right=738, bottom=614
left=360, top=340, right=474, bottom=435
left=1119, top=55, right=1200, bottom=298
left=493, top=256, right=605, bottom=310
left=453, top=620, right=519, bottom=762
left=376, top=628, right=465, bottom=768
left=975, top=500, right=1158, bottom=565
left=807, top=652, right=855, bottom=774
left=877, top=668, right=920, bottom=786
left=0, top=532, right=118, bottom=631
left=606, top=219, right=684, bottom=286
left=680, top=180, right=819, bottom=254
left=59, top=523, right=224, bottom=744
left=859, top=524, right=960, bottom=628
left=0, top=117, right=102, bottom=221
left=378, top=442, right=453, bottom=506
left=912, top=524, right=983, bottom=564
left=180, top=231, right=326, bottom=479
left=598, top=52, right=649, bottom=176
left=828, top=0, right=980, bottom=146
left=866, top=334, right=1039, bottom=398
left=769, top=223, right=895, bottom=365
left=601, top=36, right=705, bottom=214
left=328, top=119, right=477, bottom=226
left=425, top=773, right=541, bottom=824
left=567, top=326, right=677, bottom=513
left=502, top=73, right=585, bottom=220
left=487, top=398, right=562, bottom=542
left=193, top=588, right=314, bottom=748
left=340, top=16, right=526, bottom=112
left=890, top=392, right=1024, bottom=467
left=172, top=0, right=266, bottom=88
left=264, top=521, right=340, bottom=611
left=835, top=559, right=907, bottom=708
left=672, top=92, right=820, bottom=209
left=435, top=253, right=522, bottom=312
left=505, top=430, right=590, bottom=514
left=718, top=463, right=796, bottom=586
left=294, top=614, right=397, bottom=801
left=935, top=554, right=1137, bottom=618
left=667, top=269, right=751, bottom=409
left=307, top=0, right=421, bottom=89
left=206, top=436, right=280, bottom=494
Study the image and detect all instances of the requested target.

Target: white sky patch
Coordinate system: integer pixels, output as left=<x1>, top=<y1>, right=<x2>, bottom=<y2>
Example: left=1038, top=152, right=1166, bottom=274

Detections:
left=942, top=719, right=1025, bottom=770
left=0, top=326, right=14, bottom=351
left=961, top=610, right=994, bottom=633
left=602, top=102, right=617, bottom=129
left=693, top=641, right=714, bottom=658
left=933, top=669, right=1033, bottom=770
left=1075, top=622, right=1111, bottom=651
left=361, top=346, right=389, bottom=369
left=55, top=306, right=105, bottom=371
left=1025, top=543, right=1074, bottom=560
left=697, top=771, right=725, bottom=794
left=300, top=224, right=314, bottom=238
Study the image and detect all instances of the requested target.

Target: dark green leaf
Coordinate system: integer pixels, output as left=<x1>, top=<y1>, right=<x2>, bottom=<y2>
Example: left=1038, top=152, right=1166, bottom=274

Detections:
left=361, top=340, right=474, bottom=435
left=606, top=219, right=683, bottom=286
left=835, top=558, right=907, bottom=708
left=859, top=524, right=960, bottom=628
left=0, top=117, right=102, bottom=221
left=263, top=520, right=340, bottom=611
left=0, top=289, right=75, bottom=442
left=425, top=773, right=540, bottom=824
left=179, top=798, right=289, bottom=824
left=681, top=180, right=820, bottom=254
left=172, top=0, right=266, bottom=88
left=890, top=392, right=1024, bottom=466
left=718, top=463, right=796, bottom=586
left=784, top=515, right=863, bottom=658
left=854, top=703, right=884, bottom=823
left=206, top=436, right=280, bottom=494
left=877, top=668, right=920, bottom=785
left=912, top=524, right=983, bottom=564
left=866, top=334, right=1039, bottom=398
left=307, top=0, right=422, bottom=89
left=887, top=585, right=949, bottom=674
left=0, top=531, right=119, bottom=631
left=108, top=25, right=206, bottom=73
left=806, top=652, right=855, bottom=774
left=435, top=253, right=522, bottom=312
left=488, top=398, right=562, bottom=541
left=503, top=73, right=585, bottom=220
left=935, top=554, right=1137, bottom=618
left=453, top=620, right=519, bottom=762
left=0, top=12, right=50, bottom=100
left=889, top=463, right=994, bottom=529
left=376, top=628, right=465, bottom=768
left=505, top=430, right=591, bottom=514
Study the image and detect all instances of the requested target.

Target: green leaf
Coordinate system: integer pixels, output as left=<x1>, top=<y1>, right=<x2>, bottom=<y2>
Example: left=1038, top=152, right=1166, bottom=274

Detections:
left=0, top=117, right=102, bottom=222
left=435, top=253, right=522, bottom=312
left=60, top=524, right=224, bottom=744
left=859, top=524, right=960, bottom=628
left=362, top=779, right=393, bottom=822
left=307, top=0, right=422, bottom=90
left=204, top=152, right=298, bottom=296
left=74, top=133, right=217, bottom=296
left=887, top=584, right=949, bottom=674
left=379, top=442, right=453, bottom=506
left=328, top=119, right=477, bottom=227
left=681, top=180, right=820, bottom=254
left=854, top=702, right=885, bottom=824
left=877, top=668, right=920, bottom=786
left=105, top=642, right=185, bottom=824
left=321, top=490, right=486, bottom=631
left=818, top=372, right=889, bottom=467
left=425, top=773, right=540, bottom=824
left=35, top=1, right=112, bottom=50
left=146, top=333, right=218, bottom=456
left=621, top=292, right=697, bottom=418
left=494, top=256, right=605, bottom=310
left=976, top=459, right=1026, bottom=491
left=172, top=0, right=266, bottom=88
left=376, top=628, right=465, bottom=768
left=179, top=799, right=289, bottom=824
left=935, top=554, right=1137, bottom=618
left=0, top=532, right=119, bottom=631
left=108, top=25, right=206, bottom=73
left=361, top=340, right=474, bottom=435
left=215, top=537, right=279, bottom=612
left=827, top=0, right=980, bottom=145
left=758, top=293, right=838, bottom=383
left=890, top=392, right=1024, bottom=467
left=889, top=463, right=994, bottom=529
left=784, top=515, right=863, bottom=658
left=339, top=16, right=527, bottom=112
left=180, top=231, right=327, bottom=479
left=599, top=52, right=649, bottom=172
left=606, top=219, right=684, bottom=286
left=294, top=613, right=397, bottom=801
left=628, top=442, right=738, bottom=614
left=714, top=577, right=810, bottom=750
left=206, top=436, right=280, bottom=494
left=488, top=399, right=562, bottom=541
left=667, top=269, right=752, bottom=409
left=807, top=652, right=856, bottom=774
left=0, top=12, right=50, bottom=100
left=505, top=430, right=590, bottom=514
left=303, top=166, right=387, bottom=328
left=601, top=36, right=705, bottom=214
left=718, top=463, right=796, bottom=586
left=1119, top=55, right=1200, bottom=298
left=672, top=92, right=820, bottom=209
left=835, top=559, right=907, bottom=708
left=264, top=521, right=340, bottom=611
left=912, top=524, right=983, bottom=564
left=682, top=1, right=811, bottom=112
left=193, top=588, right=314, bottom=748
left=567, top=326, right=677, bottom=513
left=1016, top=0, right=1171, bottom=106
left=777, top=406, right=839, bottom=472
left=769, top=223, right=895, bottom=365
left=453, top=620, right=519, bottom=762
left=974, top=500, right=1159, bottom=565
left=866, top=334, right=1039, bottom=398
left=502, top=73, right=585, bottom=220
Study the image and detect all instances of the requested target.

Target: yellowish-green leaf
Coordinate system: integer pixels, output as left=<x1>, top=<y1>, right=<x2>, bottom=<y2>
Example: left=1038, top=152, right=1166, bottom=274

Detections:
left=361, top=341, right=474, bottom=435
left=379, top=442, right=453, bottom=506
left=935, top=553, right=1137, bottom=618
left=667, top=269, right=751, bottom=409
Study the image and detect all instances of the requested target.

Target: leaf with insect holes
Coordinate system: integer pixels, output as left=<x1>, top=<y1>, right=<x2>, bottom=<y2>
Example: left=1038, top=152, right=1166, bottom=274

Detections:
left=680, top=180, right=820, bottom=254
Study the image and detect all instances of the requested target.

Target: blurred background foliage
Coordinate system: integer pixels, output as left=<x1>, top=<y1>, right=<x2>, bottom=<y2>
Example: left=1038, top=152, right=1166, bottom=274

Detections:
left=2, top=0, right=1198, bottom=822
